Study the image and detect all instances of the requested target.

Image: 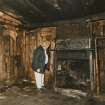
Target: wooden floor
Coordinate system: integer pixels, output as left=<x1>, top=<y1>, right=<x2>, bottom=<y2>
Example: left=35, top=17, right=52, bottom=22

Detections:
left=0, top=85, right=105, bottom=105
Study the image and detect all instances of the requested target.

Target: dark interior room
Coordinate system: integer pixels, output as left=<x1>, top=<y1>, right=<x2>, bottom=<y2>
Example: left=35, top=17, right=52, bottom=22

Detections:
left=0, top=0, right=105, bottom=105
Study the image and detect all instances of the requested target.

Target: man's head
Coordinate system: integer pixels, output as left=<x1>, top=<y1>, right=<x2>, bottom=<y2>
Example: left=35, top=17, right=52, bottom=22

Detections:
left=41, top=40, right=50, bottom=49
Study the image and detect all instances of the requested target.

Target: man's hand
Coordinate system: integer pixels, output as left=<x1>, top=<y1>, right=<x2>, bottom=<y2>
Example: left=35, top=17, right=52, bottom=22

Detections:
left=37, top=69, right=40, bottom=73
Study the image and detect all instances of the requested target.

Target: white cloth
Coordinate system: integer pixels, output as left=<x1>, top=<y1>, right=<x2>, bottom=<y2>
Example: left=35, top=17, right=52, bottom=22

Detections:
left=34, top=70, right=44, bottom=89
left=44, top=49, right=48, bottom=64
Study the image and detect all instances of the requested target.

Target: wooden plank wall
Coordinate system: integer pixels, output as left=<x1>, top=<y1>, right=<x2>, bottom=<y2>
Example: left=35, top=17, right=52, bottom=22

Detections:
left=16, top=27, right=56, bottom=87
left=56, top=21, right=90, bottom=39
left=89, top=20, right=105, bottom=95
left=0, top=27, right=17, bottom=83
left=0, top=26, right=56, bottom=88
left=0, top=29, right=6, bottom=81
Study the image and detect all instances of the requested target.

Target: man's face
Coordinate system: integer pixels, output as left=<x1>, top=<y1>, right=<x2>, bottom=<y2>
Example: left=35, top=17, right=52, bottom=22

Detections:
left=42, top=41, right=50, bottom=49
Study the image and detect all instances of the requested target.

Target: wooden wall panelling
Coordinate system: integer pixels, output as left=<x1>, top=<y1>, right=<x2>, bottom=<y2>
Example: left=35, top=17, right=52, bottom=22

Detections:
left=49, top=41, right=56, bottom=88
left=20, top=31, right=38, bottom=82
left=0, top=30, right=6, bottom=81
left=1, top=28, right=17, bottom=83
left=2, top=30, right=11, bottom=81
left=22, top=31, right=27, bottom=79
left=29, top=33, right=37, bottom=81
left=15, top=31, right=24, bottom=80
left=90, top=19, right=105, bottom=96
left=25, top=34, right=30, bottom=79
left=0, top=27, right=56, bottom=85
left=25, top=33, right=35, bottom=81
left=9, top=36, right=14, bottom=80
left=56, top=22, right=90, bottom=39
left=96, top=38, right=105, bottom=95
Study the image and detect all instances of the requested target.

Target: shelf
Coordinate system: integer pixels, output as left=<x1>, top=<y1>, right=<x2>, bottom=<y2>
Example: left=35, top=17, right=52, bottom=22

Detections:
left=50, top=48, right=95, bottom=52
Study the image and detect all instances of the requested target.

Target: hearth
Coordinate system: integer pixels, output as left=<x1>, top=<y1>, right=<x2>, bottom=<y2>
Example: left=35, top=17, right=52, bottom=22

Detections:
left=54, top=38, right=92, bottom=92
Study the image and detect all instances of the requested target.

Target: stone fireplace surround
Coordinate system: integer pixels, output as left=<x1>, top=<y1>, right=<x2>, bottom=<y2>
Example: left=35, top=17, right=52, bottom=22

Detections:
left=54, top=38, right=92, bottom=91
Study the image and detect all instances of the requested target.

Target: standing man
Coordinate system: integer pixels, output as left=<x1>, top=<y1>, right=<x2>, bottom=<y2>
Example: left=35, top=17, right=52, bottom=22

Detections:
left=32, top=40, right=50, bottom=90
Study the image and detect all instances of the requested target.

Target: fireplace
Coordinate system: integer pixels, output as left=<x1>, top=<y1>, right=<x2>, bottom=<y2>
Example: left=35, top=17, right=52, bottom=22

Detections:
left=54, top=38, right=92, bottom=92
